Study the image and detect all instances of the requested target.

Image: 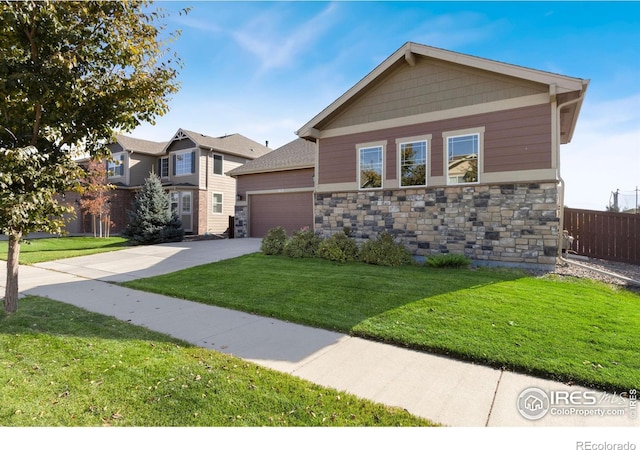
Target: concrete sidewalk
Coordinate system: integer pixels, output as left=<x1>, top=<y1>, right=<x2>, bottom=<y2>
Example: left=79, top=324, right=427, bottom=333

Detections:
left=1, top=239, right=637, bottom=427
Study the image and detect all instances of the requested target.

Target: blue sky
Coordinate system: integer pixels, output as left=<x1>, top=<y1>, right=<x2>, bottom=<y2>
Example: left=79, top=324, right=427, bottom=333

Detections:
left=131, top=1, right=640, bottom=211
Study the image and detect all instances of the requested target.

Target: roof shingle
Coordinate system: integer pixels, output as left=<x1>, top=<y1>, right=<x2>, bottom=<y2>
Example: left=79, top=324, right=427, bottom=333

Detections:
left=227, top=138, right=315, bottom=176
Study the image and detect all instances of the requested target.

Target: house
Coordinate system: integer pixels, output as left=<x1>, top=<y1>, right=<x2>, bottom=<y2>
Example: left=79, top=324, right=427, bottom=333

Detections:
left=228, top=138, right=315, bottom=237
left=239, top=42, right=589, bottom=268
left=99, top=129, right=270, bottom=235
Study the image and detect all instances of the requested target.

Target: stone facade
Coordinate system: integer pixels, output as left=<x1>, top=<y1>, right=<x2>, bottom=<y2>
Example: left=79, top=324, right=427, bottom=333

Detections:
left=234, top=203, right=248, bottom=238
left=315, top=182, right=560, bottom=268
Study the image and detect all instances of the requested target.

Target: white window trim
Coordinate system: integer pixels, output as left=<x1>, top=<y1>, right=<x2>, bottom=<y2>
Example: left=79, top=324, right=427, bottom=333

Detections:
left=212, top=153, right=224, bottom=176
left=396, top=134, right=431, bottom=188
left=357, top=140, right=386, bottom=190
left=107, top=153, right=125, bottom=179
left=443, top=127, right=484, bottom=186
left=173, top=149, right=195, bottom=177
left=159, top=157, right=169, bottom=179
left=212, top=192, right=223, bottom=214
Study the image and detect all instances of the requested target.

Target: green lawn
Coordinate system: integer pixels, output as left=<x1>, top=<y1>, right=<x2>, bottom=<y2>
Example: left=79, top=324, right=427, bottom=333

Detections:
left=0, top=236, right=129, bottom=264
left=0, top=296, right=434, bottom=426
left=122, top=254, right=640, bottom=392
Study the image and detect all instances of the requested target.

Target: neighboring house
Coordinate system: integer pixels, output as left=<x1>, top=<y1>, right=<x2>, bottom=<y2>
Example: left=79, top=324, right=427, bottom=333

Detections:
left=228, top=138, right=315, bottom=237
left=100, top=129, right=270, bottom=235
left=256, top=42, right=588, bottom=268
left=104, top=135, right=167, bottom=233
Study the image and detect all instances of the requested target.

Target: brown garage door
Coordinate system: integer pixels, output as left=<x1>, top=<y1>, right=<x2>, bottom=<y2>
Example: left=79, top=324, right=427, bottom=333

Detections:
left=249, top=192, right=313, bottom=237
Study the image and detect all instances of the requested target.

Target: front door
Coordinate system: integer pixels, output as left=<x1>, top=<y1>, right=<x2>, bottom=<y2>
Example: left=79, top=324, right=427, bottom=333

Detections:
left=169, top=191, right=193, bottom=233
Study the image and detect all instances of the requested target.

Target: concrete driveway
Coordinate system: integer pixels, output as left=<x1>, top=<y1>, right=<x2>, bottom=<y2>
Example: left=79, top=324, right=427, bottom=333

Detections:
left=33, top=238, right=262, bottom=282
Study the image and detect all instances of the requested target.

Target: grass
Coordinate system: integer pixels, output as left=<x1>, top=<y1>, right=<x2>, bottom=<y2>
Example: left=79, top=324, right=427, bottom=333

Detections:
left=0, top=236, right=130, bottom=264
left=0, top=296, right=434, bottom=427
left=122, top=253, right=640, bottom=393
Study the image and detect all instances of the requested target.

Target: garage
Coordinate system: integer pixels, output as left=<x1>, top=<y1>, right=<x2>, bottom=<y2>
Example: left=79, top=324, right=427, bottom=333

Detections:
left=249, top=191, right=314, bottom=237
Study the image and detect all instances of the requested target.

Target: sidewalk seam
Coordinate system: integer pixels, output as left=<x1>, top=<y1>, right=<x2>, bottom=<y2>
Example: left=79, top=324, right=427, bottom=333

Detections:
left=485, top=369, right=503, bottom=427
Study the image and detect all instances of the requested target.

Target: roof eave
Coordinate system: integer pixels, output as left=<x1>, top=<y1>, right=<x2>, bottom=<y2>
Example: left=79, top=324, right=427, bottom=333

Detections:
left=227, top=163, right=314, bottom=178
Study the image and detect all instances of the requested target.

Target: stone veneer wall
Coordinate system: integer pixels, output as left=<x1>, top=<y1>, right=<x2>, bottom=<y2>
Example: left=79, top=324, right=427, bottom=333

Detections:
left=315, top=182, right=560, bottom=268
left=234, top=204, right=248, bottom=238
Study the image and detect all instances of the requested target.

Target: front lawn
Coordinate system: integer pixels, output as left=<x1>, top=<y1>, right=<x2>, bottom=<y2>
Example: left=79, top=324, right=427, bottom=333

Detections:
left=122, top=254, right=640, bottom=392
left=0, top=236, right=129, bottom=264
left=0, top=296, right=433, bottom=426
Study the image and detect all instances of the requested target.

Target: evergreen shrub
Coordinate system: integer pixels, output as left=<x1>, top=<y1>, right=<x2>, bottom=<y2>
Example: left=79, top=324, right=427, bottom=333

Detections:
left=317, top=231, right=359, bottom=263
left=122, top=174, right=184, bottom=245
left=261, top=226, right=287, bottom=255
left=283, top=227, right=321, bottom=258
left=358, top=232, right=413, bottom=266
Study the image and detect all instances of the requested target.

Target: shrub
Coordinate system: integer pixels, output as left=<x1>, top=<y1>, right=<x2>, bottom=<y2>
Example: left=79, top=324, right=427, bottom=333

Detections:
left=358, top=232, right=413, bottom=266
left=317, top=231, right=359, bottom=263
left=261, top=226, right=287, bottom=255
left=425, top=253, right=471, bottom=269
left=283, top=227, right=321, bottom=258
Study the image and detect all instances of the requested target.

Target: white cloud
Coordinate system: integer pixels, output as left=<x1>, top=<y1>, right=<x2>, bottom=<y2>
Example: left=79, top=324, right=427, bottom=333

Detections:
left=231, top=3, right=339, bottom=75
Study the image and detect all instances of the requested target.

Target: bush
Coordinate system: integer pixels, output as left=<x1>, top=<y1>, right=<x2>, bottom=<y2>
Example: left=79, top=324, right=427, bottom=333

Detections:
left=283, top=228, right=321, bottom=258
left=358, top=232, right=413, bottom=266
left=317, top=231, right=359, bottom=263
left=261, top=226, right=287, bottom=255
left=425, top=253, right=471, bottom=269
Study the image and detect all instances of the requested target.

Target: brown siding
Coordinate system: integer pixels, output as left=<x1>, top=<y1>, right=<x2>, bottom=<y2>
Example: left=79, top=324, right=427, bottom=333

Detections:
left=236, top=168, right=314, bottom=197
left=321, top=56, right=547, bottom=130
left=249, top=192, right=314, bottom=237
left=318, top=103, right=551, bottom=184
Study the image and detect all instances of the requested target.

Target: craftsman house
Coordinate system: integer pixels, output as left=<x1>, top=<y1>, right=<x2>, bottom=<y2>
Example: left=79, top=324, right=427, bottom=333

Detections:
left=238, top=42, right=589, bottom=268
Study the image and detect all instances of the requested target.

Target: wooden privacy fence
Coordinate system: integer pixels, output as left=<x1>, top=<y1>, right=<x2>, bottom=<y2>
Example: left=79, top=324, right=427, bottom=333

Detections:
left=563, top=207, right=640, bottom=265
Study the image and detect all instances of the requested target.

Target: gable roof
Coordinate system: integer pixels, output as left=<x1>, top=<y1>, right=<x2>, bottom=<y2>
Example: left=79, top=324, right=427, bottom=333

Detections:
left=227, top=138, right=315, bottom=177
left=297, top=42, right=589, bottom=144
left=166, top=128, right=271, bottom=159
left=112, top=135, right=166, bottom=155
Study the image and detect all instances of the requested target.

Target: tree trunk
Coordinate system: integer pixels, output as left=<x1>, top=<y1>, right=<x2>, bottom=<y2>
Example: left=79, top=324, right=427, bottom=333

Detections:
left=4, top=232, right=22, bottom=314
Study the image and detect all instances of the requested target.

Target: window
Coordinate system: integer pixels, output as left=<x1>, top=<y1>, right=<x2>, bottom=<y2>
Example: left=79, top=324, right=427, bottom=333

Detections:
left=181, top=192, right=191, bottom=214
left=358, top=145, right=383, bottom=189
left=213, top=154, right=223, bottom=175
left=399, top=140, right=427, bottom=187
left=173, top=151, right=195, bottom=176
left=446, top=132, right=480, bottom=185
left=212, top=193, right=223, bottom=214
left=107, top=153, right=124, bottom=178
left=169, top=191, right=179, bottom=215
left=159, top=157, right=169, bottom=178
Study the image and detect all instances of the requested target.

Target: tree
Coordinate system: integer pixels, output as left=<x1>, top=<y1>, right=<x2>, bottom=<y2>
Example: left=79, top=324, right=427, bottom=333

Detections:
left=0, top=145, right=83, bottom=313
left=0, top=1, right=186, bottom=312
left=122, top=174, right=184, bottom=245
left=79, top=159, right=116, bottom=238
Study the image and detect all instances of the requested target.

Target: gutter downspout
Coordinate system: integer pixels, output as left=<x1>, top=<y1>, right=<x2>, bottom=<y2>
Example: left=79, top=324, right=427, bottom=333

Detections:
left=555, top=83, right=588, bottom=260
